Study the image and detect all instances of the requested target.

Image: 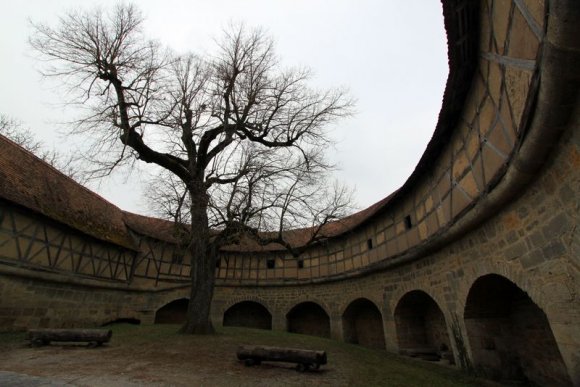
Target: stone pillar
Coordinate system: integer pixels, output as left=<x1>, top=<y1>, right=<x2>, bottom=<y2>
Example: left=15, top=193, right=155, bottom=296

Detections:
left=330, top=314, right=344, bottom=342
left=271, top=314, right=287, bottom=332
left=138, top=310, right=156, bottom=325
left=383, top=319, right=398, bottom=353
left=381, top=295, right=398, bottom=353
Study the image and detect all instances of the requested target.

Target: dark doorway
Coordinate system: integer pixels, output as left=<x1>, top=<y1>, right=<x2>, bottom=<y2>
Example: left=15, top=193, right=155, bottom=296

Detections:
left=394, top=290, right=453, bottom=362
left=287, top=302, right=330, bottom=338
left=342, top=298, right=385, bottom=349
left=154, top=298, right=188, bottom=324
left=223, top=301, right=272, bottom=330
left=464, top=274, right=571, bottom=385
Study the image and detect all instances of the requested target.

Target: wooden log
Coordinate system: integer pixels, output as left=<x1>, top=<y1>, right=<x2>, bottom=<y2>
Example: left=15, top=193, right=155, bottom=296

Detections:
left=237, top=345, right=327, bottom=370
left=27, top=328, right=112, bottom=346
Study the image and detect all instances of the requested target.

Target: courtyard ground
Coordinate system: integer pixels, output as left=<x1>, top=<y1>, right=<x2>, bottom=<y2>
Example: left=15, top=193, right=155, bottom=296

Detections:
left=0, top=324, right=486, bottom=386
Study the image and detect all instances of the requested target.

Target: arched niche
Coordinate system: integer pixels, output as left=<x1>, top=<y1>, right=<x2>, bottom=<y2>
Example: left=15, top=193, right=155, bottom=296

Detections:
left=394, top=290, right=454, bottom=363
left=154, top=298, right=188, bottom=324
left=286, top=301, right=330, bottom=338
left=464, top=274, right=571, bottom=386
left=342, top=298, right=385, bottom=349
left=101, top=317, right=141, bottom=326
left=223, top=301, right=272, bottom=330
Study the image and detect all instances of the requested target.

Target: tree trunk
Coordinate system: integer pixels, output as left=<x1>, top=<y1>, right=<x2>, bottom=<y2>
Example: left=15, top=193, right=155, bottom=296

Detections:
left=179, top=185, right=216, bottom=335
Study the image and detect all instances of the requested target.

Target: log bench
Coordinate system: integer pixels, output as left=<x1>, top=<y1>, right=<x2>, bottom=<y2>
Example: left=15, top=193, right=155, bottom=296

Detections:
left=237, top=345, right=327, bottom=372
left=26, top=329, right=112, bottom=348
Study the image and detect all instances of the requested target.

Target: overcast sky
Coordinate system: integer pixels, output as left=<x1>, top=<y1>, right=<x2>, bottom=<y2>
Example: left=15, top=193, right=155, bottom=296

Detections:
left=0, top=1, right=447, bottom=215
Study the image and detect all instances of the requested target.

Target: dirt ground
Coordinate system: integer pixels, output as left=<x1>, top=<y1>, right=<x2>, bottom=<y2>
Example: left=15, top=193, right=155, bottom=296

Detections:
left=0, top=325, right=484, bottom=387
left=0, top=342, right=340, bottom=386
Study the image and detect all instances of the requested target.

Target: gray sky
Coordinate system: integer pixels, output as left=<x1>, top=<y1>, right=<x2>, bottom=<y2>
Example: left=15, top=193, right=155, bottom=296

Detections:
left=0, top=1, right=447, bottom=215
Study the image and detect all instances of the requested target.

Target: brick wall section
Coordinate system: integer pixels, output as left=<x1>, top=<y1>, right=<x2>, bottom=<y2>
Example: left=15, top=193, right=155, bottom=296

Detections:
left=0, top=275, right=151, bottom=330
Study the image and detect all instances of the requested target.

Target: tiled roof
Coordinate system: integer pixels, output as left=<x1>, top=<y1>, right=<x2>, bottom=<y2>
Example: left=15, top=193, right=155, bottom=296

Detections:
left=123, top=211, right=183, bottom=244
left=0, top=135, right=136, bottom=250
left=0, top=133, right=395, bottom=252
left=122, top=193, right=396, bottom=252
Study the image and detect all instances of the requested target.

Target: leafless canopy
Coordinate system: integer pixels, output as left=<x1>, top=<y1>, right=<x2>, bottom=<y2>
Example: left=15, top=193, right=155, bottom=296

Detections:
left=31, top=4, right=355, bottom=251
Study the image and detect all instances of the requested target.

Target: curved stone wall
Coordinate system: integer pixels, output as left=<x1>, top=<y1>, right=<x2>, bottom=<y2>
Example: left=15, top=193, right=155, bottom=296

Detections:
left=0, top=0, right=578, bottom=385
left=122, top=0, right=548, bottom=286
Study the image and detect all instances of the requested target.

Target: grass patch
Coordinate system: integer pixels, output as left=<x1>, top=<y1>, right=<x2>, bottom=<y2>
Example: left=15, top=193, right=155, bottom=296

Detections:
left=105, top=324, right=482, bottom=386
left=1, top=324, right=484, bottom=386
left=0, top=331, right=25, bottom=346
left=219, top=326, right=481, bottom=387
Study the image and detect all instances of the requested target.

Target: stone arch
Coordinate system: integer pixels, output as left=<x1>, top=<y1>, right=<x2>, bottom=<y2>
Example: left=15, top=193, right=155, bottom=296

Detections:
left=154, top=298, right=188, bottom=324
left=220, top=296, right=274, bottom=317
left=456, top=260, right=577, bottom=328
left=286, top=301, right=331, bottom=338
left=342, top=298, right=385, bottom=349
left=223, top=301, right=272, bottom=330
left=394, top=290, right=454, bottom=363
left=463, top=274, right=571, bottom=386
left=101, top=317, right=141, bottom=326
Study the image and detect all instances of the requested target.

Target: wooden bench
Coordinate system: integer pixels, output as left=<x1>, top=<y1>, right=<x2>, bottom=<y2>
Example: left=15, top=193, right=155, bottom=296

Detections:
left=27, top=328, right=112, bottom=348
left=237, top=345, right=327, bottom=372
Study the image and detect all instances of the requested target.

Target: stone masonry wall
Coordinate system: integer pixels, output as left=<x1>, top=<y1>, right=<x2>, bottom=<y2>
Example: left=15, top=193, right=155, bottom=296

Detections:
left=0, top=274, right=152, bottom=331
left=210, top=114, right=579, bottom=383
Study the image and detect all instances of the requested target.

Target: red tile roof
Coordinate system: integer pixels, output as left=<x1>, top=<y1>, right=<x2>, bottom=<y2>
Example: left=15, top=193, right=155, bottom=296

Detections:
left=122, top=193, right=396, bottom=252
left=0, top=133, right=394, bottom=252
left=0, top=135, right=136, bottom=250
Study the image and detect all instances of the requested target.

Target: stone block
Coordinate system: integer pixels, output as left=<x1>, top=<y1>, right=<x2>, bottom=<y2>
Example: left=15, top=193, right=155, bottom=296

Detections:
left=542, top=240, right=567, bottom=260
left=504, top=240, right=528, bottom=260
left=520, top=248, right=545, bottom=268
left=542, top=213, right=571, bottom=240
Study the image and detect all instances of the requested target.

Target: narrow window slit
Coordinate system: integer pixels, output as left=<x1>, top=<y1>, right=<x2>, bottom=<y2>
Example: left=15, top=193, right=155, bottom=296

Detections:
left=404, top=215, right=413, bottom=230
left=367, top=238, right=373, bottom=250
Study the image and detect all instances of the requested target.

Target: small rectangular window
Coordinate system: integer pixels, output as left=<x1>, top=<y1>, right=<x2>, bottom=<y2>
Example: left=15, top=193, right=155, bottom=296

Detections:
left=367, top=238, right=373, bottom=250
left=267, top=259, right=275, bottom=269
left=404, top=215, right=413, bottom=230
left=298, top=260, right=304, bottom=269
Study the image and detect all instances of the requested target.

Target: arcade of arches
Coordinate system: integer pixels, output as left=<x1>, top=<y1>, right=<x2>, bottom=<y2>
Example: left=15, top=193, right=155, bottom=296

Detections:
left=0, top=1, right=578, bottom=386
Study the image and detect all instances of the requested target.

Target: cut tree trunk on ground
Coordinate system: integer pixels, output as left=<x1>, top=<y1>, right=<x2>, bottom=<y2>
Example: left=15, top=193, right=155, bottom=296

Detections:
left=237, top=345, right=327, bottom=371
left=26, top=329, right=112, bottom=347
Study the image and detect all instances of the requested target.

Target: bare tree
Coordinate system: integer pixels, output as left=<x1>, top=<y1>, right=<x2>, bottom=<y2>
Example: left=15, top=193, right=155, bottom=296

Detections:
left=1, top=115, right=43, bottom=153
left=0, top=114, right=85, bottom=183
left=31, top=4, right=354, bottom=334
